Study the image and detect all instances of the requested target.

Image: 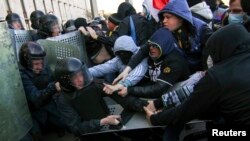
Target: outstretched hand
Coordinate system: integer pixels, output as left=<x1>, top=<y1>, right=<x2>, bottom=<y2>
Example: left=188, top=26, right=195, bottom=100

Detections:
left=86, top=27, right=98, bottom=39
left=101, top=115, right=121, bottom=126
left=112, top=66, right=131, bottom=85
left=78, top=26, right=88, bottom=36
left=143, top=106, right=154, bottom=122
left=117, top=87, right=128, bottom=97
left=103, top=83, right=123, bottom=95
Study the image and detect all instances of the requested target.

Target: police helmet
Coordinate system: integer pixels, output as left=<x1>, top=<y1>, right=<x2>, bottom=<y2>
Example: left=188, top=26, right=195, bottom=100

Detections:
left=39, top=14, right=60, bottom=36
left=30, top=10, right=45, bottom=29
left=55, top=57, right=93, bottom=92
left=5, top=13, right=23, bottom=29
left=19, top=42, right=46, bottom=69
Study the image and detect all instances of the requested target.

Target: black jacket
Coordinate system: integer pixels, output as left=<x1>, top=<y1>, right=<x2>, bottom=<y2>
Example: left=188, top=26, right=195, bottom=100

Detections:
left=56, top=81, right=108, bottom=135
left=128, top=50, right=190, bottom=98
left=20, top=66, right=56, bottom=110
left=57, top=79, right=148, bottom=135
left=97, top=14, right=155, bottom=47
left=127, top=28, right=190, bottom=99
left=128, top=20, right=213, bottom=73
left=150, top=24, right=250, bottom=129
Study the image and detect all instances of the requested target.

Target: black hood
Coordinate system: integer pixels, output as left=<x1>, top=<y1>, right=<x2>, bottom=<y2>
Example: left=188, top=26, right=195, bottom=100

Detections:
left=241, top=0, right=250, bottom=15
left=117, top=2, right=136, bottom=20
left=206, top=24, right=250, bottom=64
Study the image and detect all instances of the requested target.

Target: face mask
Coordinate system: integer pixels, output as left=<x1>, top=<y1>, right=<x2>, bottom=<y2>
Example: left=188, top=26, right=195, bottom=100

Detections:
left=116, top=51, right=133, bottom=65
left=228, top=13, right=244, bottom=24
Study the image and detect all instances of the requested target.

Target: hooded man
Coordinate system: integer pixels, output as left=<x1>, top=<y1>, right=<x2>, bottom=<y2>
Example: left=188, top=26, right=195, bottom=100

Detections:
left=144, top=23, right=250, bottom=141
left=241, top=0, right=250, bottom=32
left=116, top=28, right=190, bottom=99
left=90, top=35, right=148, bottom=89
left=187, top=0, right=214, bottom=29
left=116, top=0, right=213, bottom=81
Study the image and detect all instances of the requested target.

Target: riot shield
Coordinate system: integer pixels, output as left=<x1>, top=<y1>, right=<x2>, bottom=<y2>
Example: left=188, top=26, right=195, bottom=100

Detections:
left=37, top=39, right=81, bottom=73
left=0, top=22, right=32, bottom=141
left=46, top=31, right=89, bottom=66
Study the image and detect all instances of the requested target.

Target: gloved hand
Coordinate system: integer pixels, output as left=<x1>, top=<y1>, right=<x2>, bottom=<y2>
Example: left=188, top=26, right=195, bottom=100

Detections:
left=125, top=98, right=149, bottom=112
left=44, top=82, right=57, bottom=96
left=34, top=82, right=58, bottom=109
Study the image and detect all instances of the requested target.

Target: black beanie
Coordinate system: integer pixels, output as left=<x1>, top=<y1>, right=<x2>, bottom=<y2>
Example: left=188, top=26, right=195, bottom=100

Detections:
left=187, top=0, right=203, bottom=7
left=108, top=13, right=121, bottom=25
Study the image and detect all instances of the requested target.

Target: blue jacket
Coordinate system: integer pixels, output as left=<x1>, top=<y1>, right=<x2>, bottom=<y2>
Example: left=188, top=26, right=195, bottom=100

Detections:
left=19, top=66, right=64, bottom=127
left=158, top=0, right=212, bottom=72
left=20, top=66, right=56, bottom=109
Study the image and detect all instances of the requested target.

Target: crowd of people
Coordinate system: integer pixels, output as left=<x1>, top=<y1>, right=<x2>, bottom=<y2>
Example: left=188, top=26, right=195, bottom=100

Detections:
left=4, top=0, right=250, bottom=141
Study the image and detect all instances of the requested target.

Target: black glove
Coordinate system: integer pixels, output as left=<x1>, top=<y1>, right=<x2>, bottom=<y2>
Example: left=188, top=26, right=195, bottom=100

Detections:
left=34, top=82, right=57, bottom=109
left=125, top=97, right=149, bottom=112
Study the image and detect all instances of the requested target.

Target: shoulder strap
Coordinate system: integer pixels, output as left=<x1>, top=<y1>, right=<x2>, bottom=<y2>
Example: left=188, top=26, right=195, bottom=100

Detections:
left=130, top=16, right=137, bottom=43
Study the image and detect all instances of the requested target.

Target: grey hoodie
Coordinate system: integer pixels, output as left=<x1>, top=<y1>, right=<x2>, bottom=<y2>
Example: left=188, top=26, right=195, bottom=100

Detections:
left=190, top=2, right=213, bottom=21
left=89, top=35, right=148, bottom=87
left=190, top=1, right=213, bottom=28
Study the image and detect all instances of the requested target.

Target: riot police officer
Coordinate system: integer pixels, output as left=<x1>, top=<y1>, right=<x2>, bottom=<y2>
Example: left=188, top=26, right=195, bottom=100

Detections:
left=55, top=57, right=126, bottom=141
left=19, top=41, right=65, bottom=139
left=63, top=19, right=76, bottom=33
left=30, top=10, right=45, bottom=30
left=33, top=14, right=61, bottom=40
left=5, top=13, right=24, bottom=30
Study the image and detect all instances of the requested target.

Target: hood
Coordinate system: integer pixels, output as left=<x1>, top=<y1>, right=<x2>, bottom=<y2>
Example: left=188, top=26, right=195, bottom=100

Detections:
left=190, top=1, right=213, bottom=20
left=142, top=0, right=169, bottom=22
left=158, top=0, right=193, bottom=25
left=148, top=27, right=175, bottom=59
left=113, top=35, right=139, bottom=54
left=117, top=2, right=136, bottom=20
left=206, top=24, right=250, bottom=64
left=241, top=0, right=250, bottom=15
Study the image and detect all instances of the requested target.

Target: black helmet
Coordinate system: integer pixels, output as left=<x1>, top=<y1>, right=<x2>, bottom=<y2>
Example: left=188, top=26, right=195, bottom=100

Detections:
left=39, top=14, right=60, bottom=36
left=19, top=42, right=46, bottom=69
left=74, top=17, right=87, bottom=29
left=30, top=10, right=45, bottom=29
left=63, top=19, right=76, bottom=33
left=55, top=57, right=93, bottom=92
left=5, top=13, right=24, bottom=29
